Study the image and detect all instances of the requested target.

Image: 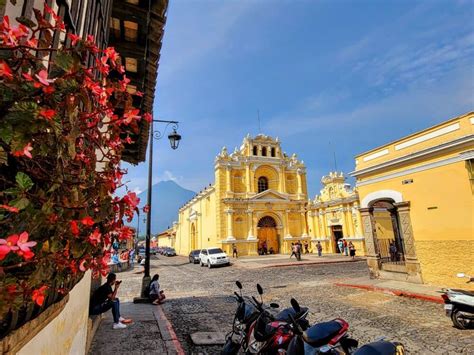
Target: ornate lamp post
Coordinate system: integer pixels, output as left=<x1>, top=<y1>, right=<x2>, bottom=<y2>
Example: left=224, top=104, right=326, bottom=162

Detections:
left=138, top=119, right=181, bottom=299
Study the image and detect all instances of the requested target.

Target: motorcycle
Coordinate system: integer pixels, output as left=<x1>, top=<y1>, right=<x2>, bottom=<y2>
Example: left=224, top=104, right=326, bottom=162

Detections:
left=441, top=272, right=474, bottom=330
left=222, top=281, right=263, bottom=354
left=353, top=340, right=405, bottom=355
left=246, top=284, right=310, bottom=354
left=286, top=298, right=359, bottom=354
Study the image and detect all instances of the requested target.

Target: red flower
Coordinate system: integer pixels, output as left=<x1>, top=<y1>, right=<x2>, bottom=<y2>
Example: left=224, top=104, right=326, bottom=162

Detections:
left=79, top=259, right=87, bottom=272
left=0, top=204, right=19, bottom=213
left=39, top=108, right=56, bottom=120
left=123, top=109, right=140, bottom=125
left=32, top=286, right=48, bottom=306
left=0, top=60, right=13, bottom=80
left=68, top=33, right=81, bottom=46
left=88, top=229, right=101, bottom=246
left=81, top=216, right=95, bottom=226
left=16, top=232, right=36, bottom=260
left=42, top=85, right=55, bottom=95
left=123, top=191, right=140, bottom=210
left=143, top=112, right=152, bottom=123
left=35, top=70, right=53, bottom=86
left=118, top=226, right=134, bottom=241
left=70, top=220, right=80, bottom=235
left=143, top=205, right=150, bottom=213
left=0, top=234, right=20, bottom=261
left=104, top=47, right=119, bottom=63
left=12, top=143, right=33, bottom=158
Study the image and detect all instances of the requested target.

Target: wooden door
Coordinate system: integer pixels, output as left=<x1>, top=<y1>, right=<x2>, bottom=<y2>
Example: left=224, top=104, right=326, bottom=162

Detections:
left=258, top=228, right=279, bottom=253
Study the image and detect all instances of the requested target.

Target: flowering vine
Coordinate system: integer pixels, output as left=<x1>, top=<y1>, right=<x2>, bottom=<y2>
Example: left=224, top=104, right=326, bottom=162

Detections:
left=0, top=5, right=146, bottom=316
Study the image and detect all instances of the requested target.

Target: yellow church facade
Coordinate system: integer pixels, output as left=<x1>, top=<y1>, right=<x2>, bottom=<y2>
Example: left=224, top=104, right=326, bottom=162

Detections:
left=351, top=111, right=473, bottom=288
left=175, top=134, right=311, bottom=256
left=308, top=172, right=365, bottom=255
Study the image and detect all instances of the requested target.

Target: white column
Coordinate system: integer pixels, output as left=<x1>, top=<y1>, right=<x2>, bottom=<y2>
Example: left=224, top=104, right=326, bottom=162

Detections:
left=296, top=168, right=303, bottom=197
left=247, top=209, right=256, bottom=240
left=284, top=209, right=291, bottom=238
left=226, top=166, right=232, bottom=193
left=226, top=208, right=235, bottom=241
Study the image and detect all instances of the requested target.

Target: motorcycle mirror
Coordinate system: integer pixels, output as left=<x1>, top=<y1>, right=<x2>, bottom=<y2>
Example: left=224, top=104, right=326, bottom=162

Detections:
left=257, top=284, right=263, bottom=295
left=456, top=273, right=466, bottom=278
left=290, top=298, right=301, bottom=312
left=270, top=303, right=280, bottom=308
left=236, top=281, right=243, bottom=289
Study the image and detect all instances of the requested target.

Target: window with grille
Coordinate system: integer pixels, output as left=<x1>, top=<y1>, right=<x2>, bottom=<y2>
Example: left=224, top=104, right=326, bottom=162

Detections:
left=258, top=177, right=268, bottom=193
left=262, top=147, right=267, bottom=156
left=253, top=146, right=257, bottom=155
left=271, top=147, right=276, bottom=157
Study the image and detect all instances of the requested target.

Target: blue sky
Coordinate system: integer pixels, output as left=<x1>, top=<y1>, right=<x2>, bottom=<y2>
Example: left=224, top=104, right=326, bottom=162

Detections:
left=121, top=0, right=474, bottom=198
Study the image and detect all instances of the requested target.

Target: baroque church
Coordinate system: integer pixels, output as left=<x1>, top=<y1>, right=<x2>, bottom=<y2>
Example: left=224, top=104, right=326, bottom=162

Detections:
left=174, top=134, right=362, bottom=256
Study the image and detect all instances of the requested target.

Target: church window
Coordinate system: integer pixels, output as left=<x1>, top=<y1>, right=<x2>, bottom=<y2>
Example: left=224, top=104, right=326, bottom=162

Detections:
left=258, top=176, right=269, bottom=193
left=271, top=147, right=276, bottom=157
left=262, top=147, right=267, bottom=156
left=253, top=146, right=257, bottom=155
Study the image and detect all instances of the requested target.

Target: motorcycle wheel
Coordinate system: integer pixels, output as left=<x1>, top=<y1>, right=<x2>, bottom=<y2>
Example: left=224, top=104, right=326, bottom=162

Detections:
left=451, top=308, right=470, bottom=330
left=221, top=338, right=241, bottom=355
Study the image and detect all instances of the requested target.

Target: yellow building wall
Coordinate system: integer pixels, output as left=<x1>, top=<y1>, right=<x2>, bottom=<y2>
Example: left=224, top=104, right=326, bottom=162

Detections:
left=357, top=152, right=473, bottom=288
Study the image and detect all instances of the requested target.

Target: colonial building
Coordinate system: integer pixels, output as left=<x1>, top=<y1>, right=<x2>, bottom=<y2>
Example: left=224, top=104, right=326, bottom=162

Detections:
left=308, top=172, right=364, bottom=255
left=351, top=111, right=473, bottom=288
left=175, top=134, right=310, bottom=256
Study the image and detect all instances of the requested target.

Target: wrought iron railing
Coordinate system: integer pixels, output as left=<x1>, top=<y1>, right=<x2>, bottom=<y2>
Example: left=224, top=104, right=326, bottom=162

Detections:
left=376, top=238, right=406, bottom=265
left=0, top=273, right=84, bottom=340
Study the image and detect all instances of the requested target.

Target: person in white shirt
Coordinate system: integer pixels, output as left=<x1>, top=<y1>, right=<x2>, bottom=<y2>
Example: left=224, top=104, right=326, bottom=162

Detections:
left=149, top=274, right=166, bottom=305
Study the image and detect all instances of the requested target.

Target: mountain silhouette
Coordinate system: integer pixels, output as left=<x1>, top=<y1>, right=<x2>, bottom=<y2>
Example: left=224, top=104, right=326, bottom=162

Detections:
left=128, top=180, right=195, bottom=236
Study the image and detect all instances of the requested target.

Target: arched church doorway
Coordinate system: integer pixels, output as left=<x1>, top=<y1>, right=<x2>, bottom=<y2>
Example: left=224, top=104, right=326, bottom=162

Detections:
left=331, top=225, right=344, bottom=253
left=257, top=216, right=279, bottom=254
left=370, top=200, right=405, bottom=265
left=191, top=223, right=197, bottom=250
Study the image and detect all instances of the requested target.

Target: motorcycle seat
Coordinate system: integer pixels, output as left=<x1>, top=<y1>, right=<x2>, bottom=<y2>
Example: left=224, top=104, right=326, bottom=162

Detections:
left=451, top=289, right=474, bottom=297
left=302, top=320, right=343, bottom=347
left=353, top=341, right=397, bottom=355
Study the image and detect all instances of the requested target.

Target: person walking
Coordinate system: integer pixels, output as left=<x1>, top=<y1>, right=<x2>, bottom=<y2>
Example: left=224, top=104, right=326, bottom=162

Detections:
left=349, top=242, right=356, bottom=259
left=316, top=241, right=323, bottom=257
left=129, top=249, right=135, bottom=268
left=289, top=243, right=296, bottom=259
left=89, top=273, right=132, bottom=329
left=232, top=243, right=238, bottom=258
left=296, top=242, right=302, bottom=261
left=303, top=241, right=309, bottom=254
left=343, top=239, right=348, bottom=256
left=337, top=239, right=344, bottom=254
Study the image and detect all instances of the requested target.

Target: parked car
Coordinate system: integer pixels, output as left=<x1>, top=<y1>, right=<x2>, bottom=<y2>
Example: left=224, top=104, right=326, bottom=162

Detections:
left=163, top=247, right=177, bottom=257
left=189, top=250, right=201, bottom=264
left=199, top=248, right=230, bottom=268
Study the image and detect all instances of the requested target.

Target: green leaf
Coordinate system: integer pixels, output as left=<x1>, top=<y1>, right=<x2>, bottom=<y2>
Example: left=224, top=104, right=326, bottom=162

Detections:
left=10, top=197, right=30, bottom=210
left=4, top=187, right=20, bottom=195
left=54, top=52, right=74, bottom=71
left=15, top=16, right=37, bottom=29
left=0, top=147, right=7, bottom=166
left=0, top=126, right=13, bottom=144
left=16, top=172, right=34, bottom=191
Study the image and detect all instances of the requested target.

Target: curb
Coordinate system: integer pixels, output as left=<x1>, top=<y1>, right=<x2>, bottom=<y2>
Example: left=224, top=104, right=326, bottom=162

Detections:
left=334, top=282, right=443, bottom=304
left=154, top=305, right=186, bottom=355
left=261, top=258, right=365, bottom=269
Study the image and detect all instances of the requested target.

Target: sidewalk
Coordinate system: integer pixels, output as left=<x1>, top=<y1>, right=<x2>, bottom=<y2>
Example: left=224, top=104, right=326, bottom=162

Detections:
left=334, top=276, right=444, bottom=304
left=232, top=253, right=365, bottom=269
left=88, top=302, right=184, bottom=355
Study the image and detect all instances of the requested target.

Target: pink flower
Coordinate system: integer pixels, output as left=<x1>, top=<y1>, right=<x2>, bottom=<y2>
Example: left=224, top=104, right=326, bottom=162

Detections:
left=68, top=33, right=81, bottom=46
left=35, top=70, right=53, bottom=86
left=123, top=191, right=140, bottom=210
left=0, top=234, right=19, bottom=261
left=16, top=231, right=36, bottom=260
left=104, top=47, right=119, bottom=62
left=79, top=259, right=87, bottom=272
left=89, top=229, right=101, bottom=246
left=143, top=112, right=152, bottom=123
left=12, top=143, right=33, bottom=158
left=123, top=109, right=140, bottom=125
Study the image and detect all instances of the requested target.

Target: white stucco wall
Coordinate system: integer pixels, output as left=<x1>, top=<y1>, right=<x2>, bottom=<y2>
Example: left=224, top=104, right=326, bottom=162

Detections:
left=19, top=270, right=92, bottom=355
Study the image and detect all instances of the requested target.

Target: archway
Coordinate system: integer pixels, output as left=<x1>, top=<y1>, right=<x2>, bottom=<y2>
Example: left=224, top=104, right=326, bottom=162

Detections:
left=257, top=216, right=279, bottom=254
left=370, top=199, right=405, bottom=264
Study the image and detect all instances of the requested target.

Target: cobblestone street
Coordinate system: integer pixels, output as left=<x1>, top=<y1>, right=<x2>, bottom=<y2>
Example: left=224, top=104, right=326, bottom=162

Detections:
left=112, top=255, right=473, bottom=354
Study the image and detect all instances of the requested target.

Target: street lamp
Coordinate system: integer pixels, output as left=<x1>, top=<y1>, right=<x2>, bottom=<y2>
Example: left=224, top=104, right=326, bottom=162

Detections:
left=139, top=118, right=181, bottom=299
